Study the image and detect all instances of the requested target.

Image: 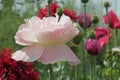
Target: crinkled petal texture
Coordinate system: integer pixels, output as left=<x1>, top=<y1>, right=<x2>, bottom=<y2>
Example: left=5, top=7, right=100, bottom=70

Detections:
left=13, top=14, right=80, bottom=65
left=95, top=27, right=112, bottom=47
left=12, top=45, right=44, bottom=62
left=102, top=10, right=120, bottom=28
left=15, top=14, right=79, bottom=45
left=38, top=44, right=80, bottom=65
left=85, top=39, right=102, bottom=55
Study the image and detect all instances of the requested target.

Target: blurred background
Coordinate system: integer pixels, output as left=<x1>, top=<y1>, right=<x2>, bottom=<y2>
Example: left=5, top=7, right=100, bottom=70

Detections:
left=0, top=0, right=120, bottom=50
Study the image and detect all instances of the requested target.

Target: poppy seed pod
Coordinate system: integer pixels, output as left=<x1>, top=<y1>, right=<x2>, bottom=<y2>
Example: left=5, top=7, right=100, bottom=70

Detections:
left=91, top=16, right=99, bottom=24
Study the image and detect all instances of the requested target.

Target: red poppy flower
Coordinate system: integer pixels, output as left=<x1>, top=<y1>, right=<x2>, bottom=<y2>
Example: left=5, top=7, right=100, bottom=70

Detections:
left=63, top=8, right=77, bottom=21
left=0, top=48, right=39, bottom=80
left=85, top=39, right=102, bottom=55
left=102, top=10, right=120, bottom=29
left=38, top=2, right=59, bottom=19
left=38, top=2, right=77, bottom=21
left=95, top=27, right=112, bottom=47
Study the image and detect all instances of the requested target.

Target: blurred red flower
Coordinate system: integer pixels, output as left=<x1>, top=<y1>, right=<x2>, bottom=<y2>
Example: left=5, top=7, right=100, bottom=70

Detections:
left=102, top=10, right=120, bottom=29
left=95, top=27, right=112, bottom=47
left=38, top=2, right=77, bottom=21
left=63, top=8, right=77, bottom=21
left=38, top=2, right=59, bottom=19
left=0, top=48, right=39, bottom=80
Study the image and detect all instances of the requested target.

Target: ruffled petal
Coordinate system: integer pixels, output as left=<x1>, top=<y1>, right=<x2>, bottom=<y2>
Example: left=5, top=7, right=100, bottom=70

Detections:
left=102, top=10, right=119, bottom=28
left=15, top=28, right=39, bottom=46
left=12, top=45, right=44, bottom=62
left=38, top=44, right=80, bottom=65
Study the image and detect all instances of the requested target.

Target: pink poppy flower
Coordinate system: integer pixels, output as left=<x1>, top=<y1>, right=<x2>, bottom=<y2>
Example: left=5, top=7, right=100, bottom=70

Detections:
left=77, top=13, right=91, bottom=28
left=12, top=14, right=80, bottom=65
left=102, top=10, right=120, bottom=29
left=95, top=27, right=112, bottom=47
left=85, top=39, right=102, bottom=55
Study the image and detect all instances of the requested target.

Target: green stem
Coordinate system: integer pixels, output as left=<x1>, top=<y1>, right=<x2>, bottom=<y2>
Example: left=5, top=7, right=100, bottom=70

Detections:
left=48, top=1, right=54, bottom=80
left=105, top=8, right=110, bottom=51
left=90, top=56, right=93, bottom=80
left=105, top=7, right=112, bottom=80
left=70, top=66, right=75, bottom=80
left=84, top=3, right=86, bottom=28
left=49, top=64, right=54, bottom=80
left=93, top=56, right=96, bottom=80
left=83, top=40, right=86, bottom=80
left=48, top=1, right=50, bottom=16
left=76, top=65, right=78, bottom=80
left=115, top=29, right=117, bottom=46
left=83, top=3, right=87, bottom=80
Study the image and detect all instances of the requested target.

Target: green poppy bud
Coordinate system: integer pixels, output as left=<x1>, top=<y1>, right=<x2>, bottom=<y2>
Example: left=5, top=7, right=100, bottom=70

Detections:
left=81, top=0, right=89, bottom=3
left=104, top=1, right=110, bottom=8
left=48, top=0, right=52, bottom=4
left=56, top=8, right=63, bottom=22
left=91, top=16, right=99, bottom=24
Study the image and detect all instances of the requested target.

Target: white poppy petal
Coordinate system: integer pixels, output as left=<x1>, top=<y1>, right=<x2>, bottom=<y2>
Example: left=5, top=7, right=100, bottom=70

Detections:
left=38, top=44, right=80, bottom=65
left=12, top=45, right=44, bottom=62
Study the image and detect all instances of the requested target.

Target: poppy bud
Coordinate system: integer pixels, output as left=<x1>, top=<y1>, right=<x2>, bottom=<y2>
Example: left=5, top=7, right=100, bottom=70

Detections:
left=91, top=16, right=99, bottom=24
left=81, top=0, right=89, bottom=3
left=73, top=30, right=83, bottom=45
left=56, top=8, right=63, bottom=22
left=86, top=31, right=95, bottom=39
left=104, top=1, right=110, bottom=8
left=48, top=0, right=52, bottom=4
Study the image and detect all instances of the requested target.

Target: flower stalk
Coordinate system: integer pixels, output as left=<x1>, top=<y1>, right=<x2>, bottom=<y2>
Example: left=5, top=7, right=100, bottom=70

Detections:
left=105, top=2, right=112, bottom=80
left=83, top=3, right=87, bottom=80
left=48, top=0, right=54, bottom=80
left=49, top=64, right=54, bottom=80
left=115, top=29, right=118, bottom=46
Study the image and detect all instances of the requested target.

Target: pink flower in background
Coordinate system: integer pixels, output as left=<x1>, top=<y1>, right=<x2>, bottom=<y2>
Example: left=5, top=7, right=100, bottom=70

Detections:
left=85, top=39, right=102, bottom=55
left=102, top=10, right=120, bottom=29
left=95, top=27, right=112, bottom=47
left=12, top=14, right=80, bottom=65
left=77, top=14, right=91, bottom=28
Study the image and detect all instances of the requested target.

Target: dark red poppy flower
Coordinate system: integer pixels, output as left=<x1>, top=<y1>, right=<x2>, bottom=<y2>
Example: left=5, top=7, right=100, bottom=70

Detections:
left=85, top=39, right=102, bottom=55
left=77, top=13, right=91, bottom=28
left=102, top=10, right=120, bottom=29
left=50, top=2, right=59, bottom=16
left=38, top=8, right=48, bottom=19
left=38, top=2, right=77, bottom=21
left=63, top=8, right=77, bottom=21
left=38, top=2, right=59, bottom=19
left=0, top=48, right=39, bottom=80
left=95, top=27, right=112, bottom=47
